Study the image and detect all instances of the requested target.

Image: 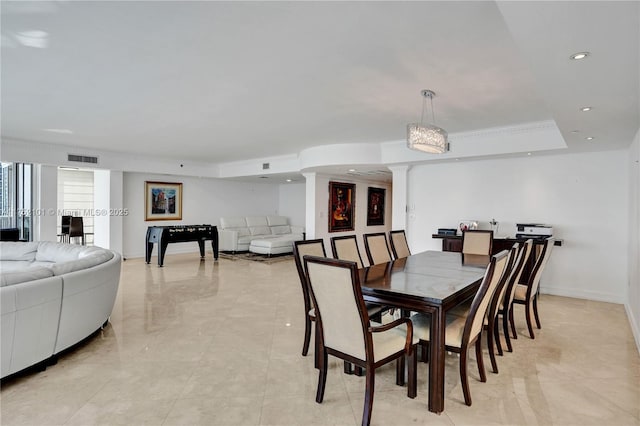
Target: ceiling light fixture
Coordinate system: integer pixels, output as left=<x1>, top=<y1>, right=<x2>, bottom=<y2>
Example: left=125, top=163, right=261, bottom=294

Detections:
left=586, top=136, right=594, bottom=141
left=570, top=52, right=590, bottom=60
left=581, top=106, right=592, bottom=112
left=407, top=89, right=449, bottom=154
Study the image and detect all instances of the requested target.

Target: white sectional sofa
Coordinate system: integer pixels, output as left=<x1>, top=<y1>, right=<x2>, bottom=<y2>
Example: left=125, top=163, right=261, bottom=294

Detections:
left=0, top=241, right=121, bottom=378
left=218, top=216, right=304, bottom=255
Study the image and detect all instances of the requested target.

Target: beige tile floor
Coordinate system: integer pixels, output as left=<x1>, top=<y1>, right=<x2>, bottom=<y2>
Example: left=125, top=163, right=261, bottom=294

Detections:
left=1, top=253, right=639, bottom=426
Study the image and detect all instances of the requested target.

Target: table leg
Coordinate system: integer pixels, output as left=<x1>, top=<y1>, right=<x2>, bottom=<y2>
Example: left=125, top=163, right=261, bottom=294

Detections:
left=428, top=306, right=445, bottom=414
left=212, top=233, right=219, bottom=260
left=198, top=240, right=205, bottom=258
left=158, top=240, right=169, bottom=267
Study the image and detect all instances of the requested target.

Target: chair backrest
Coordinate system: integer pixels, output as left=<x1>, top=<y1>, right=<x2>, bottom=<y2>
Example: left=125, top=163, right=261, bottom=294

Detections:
left=331, top=235, right=365, bottom=269
left=363, top=232, right=393, bottom=266
left=465, top=250, right=509, bottom=343
left=503, top=239, right=534, bottom=309
left=525, top=238, right=555, bottom=297
left=462, top=230, right=493, bottom=255
left=69, top=217, right=84, bottom=237
left=487, top=243, right=519, bottom=323
left=61, top=215, right=72, bottom=234
left=293, top=239, right=327, bottom=313
left=389, top=230, right=411, bottom=259
left=304, top=255, right=368, bottom=361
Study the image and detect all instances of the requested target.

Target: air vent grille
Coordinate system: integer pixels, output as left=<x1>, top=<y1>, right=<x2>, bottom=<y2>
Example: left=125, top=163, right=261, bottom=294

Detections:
left=68, top=154, right=98, bottom=164
left=262, top=163, right=270, bottom=170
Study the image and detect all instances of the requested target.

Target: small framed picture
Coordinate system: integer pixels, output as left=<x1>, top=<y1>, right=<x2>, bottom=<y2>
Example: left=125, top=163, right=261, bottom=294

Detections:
left=145, top=181, right=183, bottom=221
left=328, top=181, right=355, bottom=232
left=366, top=187, right=385, bottom=226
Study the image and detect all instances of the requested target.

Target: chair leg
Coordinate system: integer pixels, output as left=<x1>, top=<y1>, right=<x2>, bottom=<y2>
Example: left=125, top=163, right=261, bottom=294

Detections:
left=525, top=302, right=536, bottom=339
left=475, top=338, right=486, bottom=383
left=494, top=317, right=503, bottom=356
left=487, top=322, right=498, bottom=374
left=362, top=367, right=375, bottom=426
left=316, top=349, right=328, bottom=403
left=502, top=311, right=513, bottom=352
left=407, top=349, right=417, bottom=399
left=459, top=348, right=472, bottom=406
left=314, top=326, right=321, bottom=369
left=509, top=307, right=518, bottom=339
left=533, top=295, right=542, bottom=329
left=302, top=316, right=312, bottom=356
left=396, top=354, right=406, bottom=386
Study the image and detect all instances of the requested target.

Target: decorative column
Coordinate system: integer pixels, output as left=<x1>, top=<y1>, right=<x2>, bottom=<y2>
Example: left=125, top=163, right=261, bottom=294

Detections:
left=303, top=172, right=317, bottom=240
left=388, top=165, right=410, bottom=231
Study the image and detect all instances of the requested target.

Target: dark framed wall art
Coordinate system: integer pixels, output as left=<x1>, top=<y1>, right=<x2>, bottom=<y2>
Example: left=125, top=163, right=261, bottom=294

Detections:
left=328, top=181, right=355, bottom=232
left=366, top=187, right=385, bottom=226
left=145, top=181, right=183, bottom=221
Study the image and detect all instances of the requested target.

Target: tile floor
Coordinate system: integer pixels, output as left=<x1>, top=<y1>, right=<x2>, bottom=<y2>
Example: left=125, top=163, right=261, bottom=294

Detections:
left=1, top=253, right=639, bottom=425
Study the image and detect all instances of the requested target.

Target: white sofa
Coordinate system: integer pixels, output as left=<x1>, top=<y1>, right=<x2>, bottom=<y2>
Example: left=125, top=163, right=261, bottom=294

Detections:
left=0, top=241, right=122, bottom=379
left=219, top=216, right=304, bottom=255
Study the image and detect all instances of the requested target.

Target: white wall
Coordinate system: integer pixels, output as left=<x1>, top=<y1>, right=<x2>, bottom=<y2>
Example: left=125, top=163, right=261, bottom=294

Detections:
left=122, top=172, right=280, bottom=258
left=311, top=174, right=392, bottom=266
left=278, top=183, right=306, bottom=227
left=627, top=128, right=640, bottom=351
left=407, top=150, right=629, bottom=303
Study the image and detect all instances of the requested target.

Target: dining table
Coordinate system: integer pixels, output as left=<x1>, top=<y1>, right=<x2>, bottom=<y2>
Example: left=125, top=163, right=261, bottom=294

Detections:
left=358, top=250, right=488, bottom=414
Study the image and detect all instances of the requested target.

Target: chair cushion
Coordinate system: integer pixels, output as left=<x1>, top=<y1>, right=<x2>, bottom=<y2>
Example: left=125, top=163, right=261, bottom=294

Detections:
left=372, top=324, right=417, bottom=362
left=514, top=284, right=527, bottom=301
left=410, top=313, right=467, bottom=349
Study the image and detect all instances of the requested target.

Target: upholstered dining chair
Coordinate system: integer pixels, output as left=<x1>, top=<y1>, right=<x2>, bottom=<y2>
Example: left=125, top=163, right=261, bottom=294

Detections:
left=292, top=239, right=327, bottom=363
left=499, top=239, right=533, bottom=352
left=512, top=238, right=555, bottom=339
left=363, top=232, right=393, bottom=266
left=410, top=250, right=509, bottom=406
left=389, top=230, right=411, bottom=259
left=68, top=216, right=85, bottom=245
left=330, top=235, right=365, bottom=268
left=462, top=230, right=493, bottom=258
left=303, top=255, right=417, bottom=426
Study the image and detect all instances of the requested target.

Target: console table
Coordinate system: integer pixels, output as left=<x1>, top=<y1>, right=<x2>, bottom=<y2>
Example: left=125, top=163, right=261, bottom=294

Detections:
left=146, top=225, right=219, bottom=266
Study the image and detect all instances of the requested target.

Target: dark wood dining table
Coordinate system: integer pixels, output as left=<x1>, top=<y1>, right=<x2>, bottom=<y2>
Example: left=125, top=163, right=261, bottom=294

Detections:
left=358, top=250, right=488, bottom=414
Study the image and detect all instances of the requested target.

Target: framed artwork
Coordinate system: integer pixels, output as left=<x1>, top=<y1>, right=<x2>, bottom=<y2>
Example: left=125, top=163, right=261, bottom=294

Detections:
left=367, top=187, right=386, bottom=226
left=328, top=181, right=355, bottom=232
left=145, top=181, right=183, bottom=221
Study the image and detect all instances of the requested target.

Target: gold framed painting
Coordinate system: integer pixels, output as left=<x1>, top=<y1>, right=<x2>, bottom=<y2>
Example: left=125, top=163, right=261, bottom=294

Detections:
left=145, top=181, right=183, bottom=221
left=328, top=181, right=355, bottom=232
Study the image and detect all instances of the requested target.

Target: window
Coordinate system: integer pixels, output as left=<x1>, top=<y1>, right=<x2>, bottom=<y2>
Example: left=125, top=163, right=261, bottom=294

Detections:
left=57, top=168, right=94, bottom=245
left=0, top=162, right=33, bottom=240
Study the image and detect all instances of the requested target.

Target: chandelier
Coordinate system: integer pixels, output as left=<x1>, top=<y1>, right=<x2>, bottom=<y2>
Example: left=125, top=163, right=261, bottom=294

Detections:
left=407, top=89, right=449, bottom=154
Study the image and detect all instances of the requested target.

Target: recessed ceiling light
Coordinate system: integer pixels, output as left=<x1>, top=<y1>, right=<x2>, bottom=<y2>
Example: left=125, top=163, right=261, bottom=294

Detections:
left=15, top=30, right=49, bottom=48
left=43, top=128, right=73, bottom=134
left=348, top=169, right=356, bottom=172
left=571, top=130, right=580, bottom=133
left=586, top=136, right=595, bottom=141
left=286, top=179, right=292, bottom=182
left=570, top=52, right=590, bottom=60
left=580, top=107, right=593, bottom=112
left=527, top=152, right=532, bottom=156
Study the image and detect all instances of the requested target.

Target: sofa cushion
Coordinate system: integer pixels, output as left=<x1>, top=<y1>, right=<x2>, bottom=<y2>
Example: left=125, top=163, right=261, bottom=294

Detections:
left=271, top=225, right=291, bottom=235
left=267, top=216, right=288, bottom=226
left=220, top=217, right=247, bottom=229
left=35, top=241, right=99, bottom=263
left=51, top=251, right=114, bottom=276
left=227, top=227, right=250, bottom=237
left=0, top=260, right=36, bottom=272
left=249, top=226, right=272, bottom=236
left=1, top=267, right=55, bottom=287
left=0, top=242, right=39, bottom=261
left=245, top=216, right=268, bottom=227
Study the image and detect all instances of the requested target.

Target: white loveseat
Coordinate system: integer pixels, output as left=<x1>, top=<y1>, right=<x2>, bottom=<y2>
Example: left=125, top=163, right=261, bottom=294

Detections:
left=0, top=241, right=122, bottom=379
left=219, top=216, right=304, bottom=255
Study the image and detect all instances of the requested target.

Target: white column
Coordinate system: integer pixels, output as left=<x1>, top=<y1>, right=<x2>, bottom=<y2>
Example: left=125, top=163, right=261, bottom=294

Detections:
left=303, top=172, right=317, bottom=239
left=388, top=165, right=410, bottom=231
left=34, top=165, right=58, bottom=242
left=93, top=169, right=124, bottom=253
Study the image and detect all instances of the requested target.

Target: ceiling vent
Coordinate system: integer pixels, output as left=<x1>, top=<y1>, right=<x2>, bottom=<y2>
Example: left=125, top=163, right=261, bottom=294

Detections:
left=68, top=154, right=98, bottom=164
left=262, top=163, right=270, bottom=170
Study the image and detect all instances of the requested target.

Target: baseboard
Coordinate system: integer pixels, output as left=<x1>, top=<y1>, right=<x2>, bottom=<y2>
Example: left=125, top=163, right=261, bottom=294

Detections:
left=540, top=285, right=624, bottom=304
left=624, top=303, right=640, bottom=355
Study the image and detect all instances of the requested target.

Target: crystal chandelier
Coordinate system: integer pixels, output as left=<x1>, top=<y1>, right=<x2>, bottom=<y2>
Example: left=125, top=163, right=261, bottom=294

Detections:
left=407, top=89, right=449, bottom=154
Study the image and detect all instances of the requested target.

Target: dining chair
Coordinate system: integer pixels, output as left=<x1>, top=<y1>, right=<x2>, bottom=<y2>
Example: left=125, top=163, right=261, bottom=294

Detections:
left=60, top=215, right=72, bottom=243
left=363, top=232, right=393, bottom=266
left=68, top=216, right=85, bottom=245
left=389, top=230, right=411, bottom=259
left=330, top=235, right=365, bottom=268
left=410, top=250, right=509, bottom=406
left=303, top=255, right=417, bottom=426
left=499, top=239, right=533, bottom=352
left=512, top=238, right=555, bottom=339
left=292, top=239, right=327, bottom=364
left=462, top=230, right=493, bottom=255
